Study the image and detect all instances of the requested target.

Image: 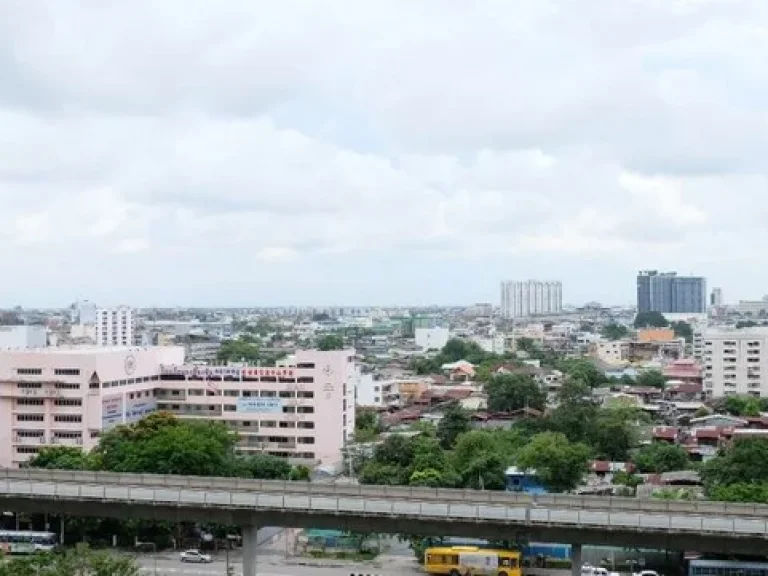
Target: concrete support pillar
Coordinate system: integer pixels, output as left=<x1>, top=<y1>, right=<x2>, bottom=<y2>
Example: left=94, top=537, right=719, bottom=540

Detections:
left=571, top=543, right=582, bottom=576
left=242, top=525, right=259, bottom=576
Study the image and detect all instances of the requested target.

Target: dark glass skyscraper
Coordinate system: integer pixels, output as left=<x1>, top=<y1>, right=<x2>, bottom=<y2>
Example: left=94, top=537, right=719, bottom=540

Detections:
left=636, top=271, right=706, bottom=314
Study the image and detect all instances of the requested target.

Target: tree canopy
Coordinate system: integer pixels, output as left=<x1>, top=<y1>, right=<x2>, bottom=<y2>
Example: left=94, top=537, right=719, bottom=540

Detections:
left=633, top=442, right=690, bottom=473
left=0, top=544, right=140, bottom=576
left=635, top=369, right=666, bottom=389
left=515, top=432, right=591, bottom=492
left=317, top=334, right=345, bottom=351
left=634, top=311, right=669, bottom=328
left=436, top=402, right=471, bottom=449
left=670, top=320, right=693, bottom=343
left=601, top=323, right=629, bottom=341
left=485, top=373, right=546, bottom=413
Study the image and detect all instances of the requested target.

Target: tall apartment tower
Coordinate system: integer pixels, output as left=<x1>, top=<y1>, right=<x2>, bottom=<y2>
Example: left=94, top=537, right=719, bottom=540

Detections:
left=711, top=288, right=723, bottom=307
left=636, top=271, right=706, bottom=314
left=500, top=280, right=563, bottom=319
left=95, top=306, right=134, bottom=346
left=701, top=327, right=768, bottom=398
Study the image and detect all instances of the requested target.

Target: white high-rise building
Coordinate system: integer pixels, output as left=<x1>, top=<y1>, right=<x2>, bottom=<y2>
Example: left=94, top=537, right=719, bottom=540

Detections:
left=95, top=307, right=134, bottom=346
left=500, top=280, right=562, bottom=319
left=702, top=327, right=768, bottom=398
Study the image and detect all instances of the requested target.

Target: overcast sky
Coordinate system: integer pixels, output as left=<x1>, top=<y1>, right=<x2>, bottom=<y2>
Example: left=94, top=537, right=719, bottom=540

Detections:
left=1, top=1, right=766, bottom=308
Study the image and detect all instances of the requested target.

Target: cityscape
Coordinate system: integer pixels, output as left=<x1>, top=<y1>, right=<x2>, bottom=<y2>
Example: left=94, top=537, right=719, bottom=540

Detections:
left=2, top=1, right=768, bottom=576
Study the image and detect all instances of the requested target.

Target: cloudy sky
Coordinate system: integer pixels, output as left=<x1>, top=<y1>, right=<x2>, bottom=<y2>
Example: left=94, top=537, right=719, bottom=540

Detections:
left=1, top=0, right=767, bottom=307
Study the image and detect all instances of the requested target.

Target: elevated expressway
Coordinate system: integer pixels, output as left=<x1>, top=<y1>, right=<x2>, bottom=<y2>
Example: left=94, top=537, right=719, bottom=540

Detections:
left=1, top=469, right=766, bottom=575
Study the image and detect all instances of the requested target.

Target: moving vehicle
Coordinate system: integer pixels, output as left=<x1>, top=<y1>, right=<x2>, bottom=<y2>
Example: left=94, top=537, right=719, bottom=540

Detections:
left=424, top=546, right=521, bottom=576
left=180, top=549, right=213, bottom=563
left=0, top=530, right=57, bottom=554
left=689, top=559, right=768, bottom=576
left=581, top=565, right=619, bottom=576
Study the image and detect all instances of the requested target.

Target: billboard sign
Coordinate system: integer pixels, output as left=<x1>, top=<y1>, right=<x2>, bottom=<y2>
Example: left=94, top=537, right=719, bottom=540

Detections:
left=124, top=396, right=157, bottom=424
left=101, top=395, right=124, bottom=430
left=236, top=398, right=283, bottom=413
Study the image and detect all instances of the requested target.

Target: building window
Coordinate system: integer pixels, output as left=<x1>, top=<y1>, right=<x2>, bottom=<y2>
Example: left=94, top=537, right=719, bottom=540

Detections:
left=279, top=421, right=296, bottom=429
left=54, top=415, right=82, bottom=423
left=54, top=383, right=80, bottom=390
left=16, top=368, right=42, bottom=376
left=54, top=399, right=82, bottom=407
left=16, top=446, right=41, bottom=454
left=16, top=399, right=43, bottom=406
left=297, top=377, right=314, bottom=384
left=17, top=414, right=44, bottom=422
left=297, top=422, right=314, bottom=429
left=54, top=369, right=81, bottom=376
left=224, top=405, right=236, bottom=412
left=18, top=382, right=42, bottom=389
left=298, top=437, right=315, bottom=444
left=282, top=406, right=296, bottom=414
left=224, top=390, right=239, bottom=397
left=297, top=391, right=314, bottom=399
left=279, top=391, right=294, bottom=399
left=260, top=391, right=277, bottom=398
left=296, top=363, right=315, bottom=369
left=297, top=406, right=314, bottom=414
left=261, top=421, right=276, bottom=428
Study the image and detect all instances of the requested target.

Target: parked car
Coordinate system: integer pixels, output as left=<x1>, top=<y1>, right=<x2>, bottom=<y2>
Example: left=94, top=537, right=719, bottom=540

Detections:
left=633, top=571, right=661, bottom=576
left=180, top=549, right=212, bottom=563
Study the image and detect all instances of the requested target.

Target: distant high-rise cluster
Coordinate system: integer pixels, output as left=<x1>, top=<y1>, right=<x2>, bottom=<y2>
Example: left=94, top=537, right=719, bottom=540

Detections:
left=636, top=271, right=706, bottom=314
left=500, top=280, right=562, bottom=319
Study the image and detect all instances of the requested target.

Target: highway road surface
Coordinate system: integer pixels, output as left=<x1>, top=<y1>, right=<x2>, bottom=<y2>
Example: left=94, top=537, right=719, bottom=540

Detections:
left=136, top=554, right=419, bottom=576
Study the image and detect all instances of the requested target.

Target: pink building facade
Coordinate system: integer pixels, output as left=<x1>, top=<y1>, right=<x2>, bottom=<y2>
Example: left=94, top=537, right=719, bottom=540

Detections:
left=0, top=346, right=356, bottom=469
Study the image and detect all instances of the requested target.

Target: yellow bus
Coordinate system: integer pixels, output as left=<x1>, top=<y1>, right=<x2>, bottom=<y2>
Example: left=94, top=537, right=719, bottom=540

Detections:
left=424, top=546, right=522, bottom=576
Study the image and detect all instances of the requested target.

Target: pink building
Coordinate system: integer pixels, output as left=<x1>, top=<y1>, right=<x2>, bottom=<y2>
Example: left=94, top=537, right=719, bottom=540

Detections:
left=0, top=346, right=356, bottom=469
left=158, top=349, right=357, bottom=465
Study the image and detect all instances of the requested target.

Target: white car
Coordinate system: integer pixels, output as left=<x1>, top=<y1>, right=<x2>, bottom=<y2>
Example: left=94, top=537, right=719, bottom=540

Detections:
left=634, top=571, right=661, bottom=576
left=180, top=549, right=212, bottom=563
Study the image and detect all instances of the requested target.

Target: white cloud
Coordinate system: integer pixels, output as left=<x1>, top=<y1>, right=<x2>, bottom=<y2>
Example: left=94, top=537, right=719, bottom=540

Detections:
left=0, top=0, right=766, bottom=305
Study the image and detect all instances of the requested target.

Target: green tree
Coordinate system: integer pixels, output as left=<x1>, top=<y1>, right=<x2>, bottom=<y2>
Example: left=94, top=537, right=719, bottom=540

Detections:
left=485, top=373, right=546, bottom=412
left=633, top=442, right=690, bottom=473
left=0, top=544, right=140, bottom=576
left=217, top=338, right=261, bottom=362
left=559, top=359, right=607, bottom=388
left=317, top=334, right=344, bottom=351
left=670, top=320, right=693, bottom=343
left=702, top=437, right=768, bottom=489
left=736, top=320, right=759, bottom=329
left=354, top=410, right=382, bottom=443
left=515, top=432, right=590, bottom=492
left=515, top=337, right=537, bottom=353
left=601, top=323, right=629, bottom=341
left=549, top=379, right=597, bottom=444
left=636, top=369, right=666, bottom=389
left=436, top=402, right=471, bottom=449
left=724, top=395, right=761, bottom=417
left=634, top=311, right=669, bottom=328
left=590, top=408, right=638, bottom=461
left=26, top=446, right=94, bottom=470
left=92, top=412, right=238, bottom=476
left=708, top=482, right=768, bottom=503
left=239, top=453, right=293, bottom=479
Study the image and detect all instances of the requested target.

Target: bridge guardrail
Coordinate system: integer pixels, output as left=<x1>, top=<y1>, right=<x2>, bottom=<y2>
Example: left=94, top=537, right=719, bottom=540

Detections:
left=1, top=468, right=766, bottom=518
left=0, top=478, right=765, bottom=538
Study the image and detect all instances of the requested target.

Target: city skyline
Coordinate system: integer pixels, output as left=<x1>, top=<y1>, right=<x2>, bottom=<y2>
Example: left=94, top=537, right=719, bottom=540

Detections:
left=1, top=2, right=767, bottom=306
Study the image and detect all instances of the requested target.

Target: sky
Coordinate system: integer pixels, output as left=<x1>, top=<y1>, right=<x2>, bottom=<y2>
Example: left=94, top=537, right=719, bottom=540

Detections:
left=1, top=0, right=767, bottom=308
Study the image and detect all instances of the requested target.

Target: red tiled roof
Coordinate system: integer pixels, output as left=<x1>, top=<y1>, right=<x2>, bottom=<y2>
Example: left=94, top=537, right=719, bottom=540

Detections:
left=444, top=388, right=474, bottom=400
left=652, top=426, right=679, bottom=440
left=692, top=427, right=720, bottom=440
